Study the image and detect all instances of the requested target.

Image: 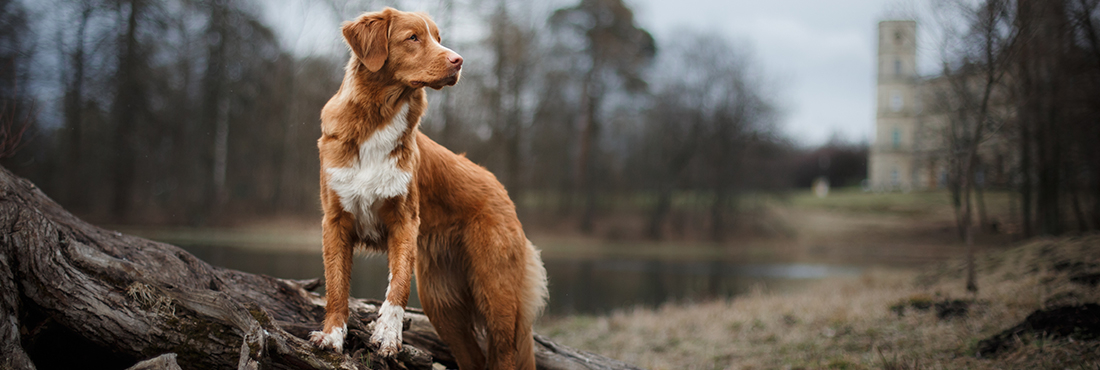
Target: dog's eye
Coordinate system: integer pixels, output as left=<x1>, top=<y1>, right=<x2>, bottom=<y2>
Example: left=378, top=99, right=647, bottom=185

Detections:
left=408, top=34, right=419, bottom=42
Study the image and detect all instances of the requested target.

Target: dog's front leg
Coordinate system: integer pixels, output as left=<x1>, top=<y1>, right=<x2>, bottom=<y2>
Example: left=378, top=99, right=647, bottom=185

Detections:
left=310, top=211, right=357, bottom=352
left=371, top=196, right=419, bottom=357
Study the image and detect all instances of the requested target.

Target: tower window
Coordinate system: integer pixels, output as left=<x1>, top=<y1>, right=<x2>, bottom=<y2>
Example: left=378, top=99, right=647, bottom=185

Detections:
left=895, top=31, right=903, bottom=44
left=894, top=59, right=902, bottom=76
left=890, top=91, right=904, bottom=112
left=892, top=129, right=901, bottom=149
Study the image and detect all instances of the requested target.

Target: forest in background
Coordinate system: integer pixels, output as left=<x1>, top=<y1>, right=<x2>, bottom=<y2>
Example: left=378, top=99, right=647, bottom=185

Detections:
left=920, top=0, right=1100, bottom=240
left=0, top=0, right=870, bottom=241
left=3, top=0, right=1097, bottom=244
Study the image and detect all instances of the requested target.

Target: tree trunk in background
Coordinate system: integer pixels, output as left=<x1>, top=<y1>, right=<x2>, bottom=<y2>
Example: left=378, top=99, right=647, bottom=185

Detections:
left=1076, top=0, right=1100, bottom=232
left=1094, top=176, right=1100, bottom=232
left=439, top=89, right=456, bottom=147
left=1094, top=157, right=1100, bottom=230
left=506, top=54, right=527, bottom=212
left=61, top=4, right=92, bottom=210
left=647, top=186, right=672, bottom=240
left=976, top=182, right=989, bottom=230
left=488, top=1, right=505, bottom=182
left=0, top=166, right=643, bottom=370
left=506, top=108, right=523, bottom=211
left=1018, top=0, right=1069, bottom=236
left=274, top=66, right=298, bottom=211
left=577, top=74, right=601, bottom=234
left=489, top=1, right=527, bottom=210
left=1071, top=182, right=1088, bottom=232
left=710, top=188, right=727, bottom=242
left=951, top=173, right=965, bottom=240
left=110, top=0, right=143, bottom=221
left=962, top=160, right=979, bottom=293
left=1035, top=102, right=1063, bottom=236
left=213, top=98, right=230, bottom=208
left=1019, top=111, right=1034, bottom=238
left=196, top=0, right=229, bottom=225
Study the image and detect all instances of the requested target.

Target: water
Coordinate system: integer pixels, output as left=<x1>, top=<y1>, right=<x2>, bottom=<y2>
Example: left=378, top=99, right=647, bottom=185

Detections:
left=177, top=244, right=862, bottom=316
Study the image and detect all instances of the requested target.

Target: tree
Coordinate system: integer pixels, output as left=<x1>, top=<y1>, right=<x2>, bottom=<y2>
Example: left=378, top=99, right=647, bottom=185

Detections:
left=0, top=0, right=32, bottom=119
left=1016, top=0, right=1070, bottom=237
left=0, top=0, right=34, bottom=162
left=633, top=32, right=778, bottom=241
left=549, top=0, right=655, bottom=233
left=108, top=0, right=151, bottom=220
left=1066, top=0, right=1100, bottom=231
left=486, top=0, right=538, bottom=207
left=58, top=0, right=101, bottom=210
left=639, top=82, right=703, bottom=240
left=929, top=0, right=1017, bottom=292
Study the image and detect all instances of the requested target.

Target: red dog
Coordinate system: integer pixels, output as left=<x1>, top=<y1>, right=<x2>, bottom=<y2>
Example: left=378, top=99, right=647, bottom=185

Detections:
left=309, top=8, right=548, bottom=370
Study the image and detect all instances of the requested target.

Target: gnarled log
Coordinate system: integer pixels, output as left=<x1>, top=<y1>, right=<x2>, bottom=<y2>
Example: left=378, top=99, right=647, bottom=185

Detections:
left=0, top=166, right=642, bottom=370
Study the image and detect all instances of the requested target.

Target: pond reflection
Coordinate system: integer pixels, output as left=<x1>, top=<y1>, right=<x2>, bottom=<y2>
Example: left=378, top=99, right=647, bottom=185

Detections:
left=178, top=244, right=861, bottom=316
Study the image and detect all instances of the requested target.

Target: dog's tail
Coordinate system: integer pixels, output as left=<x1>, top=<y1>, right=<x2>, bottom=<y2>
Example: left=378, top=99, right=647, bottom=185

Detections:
left=515, top=239, right=548, bottom=370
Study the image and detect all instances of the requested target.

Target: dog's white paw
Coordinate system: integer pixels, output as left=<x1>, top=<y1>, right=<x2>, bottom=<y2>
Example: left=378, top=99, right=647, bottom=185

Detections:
left=310, top=325, right=346, bottom=353
left=370, top=301, right=405, bottom=357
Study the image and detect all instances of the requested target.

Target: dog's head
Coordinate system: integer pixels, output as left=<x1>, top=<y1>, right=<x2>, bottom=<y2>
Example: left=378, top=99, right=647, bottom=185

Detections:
left=342, top=8, right=462, bottom=90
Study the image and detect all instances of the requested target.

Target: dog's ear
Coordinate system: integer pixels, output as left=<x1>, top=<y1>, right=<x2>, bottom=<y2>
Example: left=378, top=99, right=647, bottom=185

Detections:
left=342, top=9, right=392, bottom=72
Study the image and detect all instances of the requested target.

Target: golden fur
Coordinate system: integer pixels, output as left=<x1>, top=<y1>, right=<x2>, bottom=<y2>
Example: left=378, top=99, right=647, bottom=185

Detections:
left=311, top=8, right=548, bottom=370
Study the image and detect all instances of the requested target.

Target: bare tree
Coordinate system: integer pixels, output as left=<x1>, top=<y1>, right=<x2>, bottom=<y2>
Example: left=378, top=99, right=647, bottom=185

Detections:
left=1013, top=0, right=1083, bottom=236
left=639, top=82, right=703, bottom=240
left=550, top=0, right=655, bottom=233
left=486, top=0, right=537, bottom=207
left=634, top=32, right=778, bottom=241
left=929, top=0, right=1017, bottom=292
left=108, top=0, right=151, bottom=220
left=58, top=0, right=100, bottom=209
left=0, top=0, right=32, bottom=120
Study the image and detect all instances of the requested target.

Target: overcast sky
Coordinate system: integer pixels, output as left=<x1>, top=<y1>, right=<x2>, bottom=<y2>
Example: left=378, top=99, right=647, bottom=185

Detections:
left=630, top=0, right=927, bottom=146
left=264, top=0, right=928, bottom=147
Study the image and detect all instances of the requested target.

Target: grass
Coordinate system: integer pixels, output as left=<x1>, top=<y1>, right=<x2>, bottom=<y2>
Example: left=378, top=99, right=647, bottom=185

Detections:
left=784, top=188, right=954, bottom=215
left=536, top=235, right=1100, bottom=369
left=518, top=187, right=1013, bottom=214
left=782, top=188, right=1015, bottom=218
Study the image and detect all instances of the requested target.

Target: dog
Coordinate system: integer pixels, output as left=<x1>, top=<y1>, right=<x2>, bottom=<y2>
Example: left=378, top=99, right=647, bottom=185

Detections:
left=309, top=8, right=548, bottom=370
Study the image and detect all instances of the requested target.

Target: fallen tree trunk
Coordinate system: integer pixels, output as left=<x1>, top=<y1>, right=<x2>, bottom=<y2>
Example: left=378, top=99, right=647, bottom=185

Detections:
left=0, top=166, right=643, bottom=370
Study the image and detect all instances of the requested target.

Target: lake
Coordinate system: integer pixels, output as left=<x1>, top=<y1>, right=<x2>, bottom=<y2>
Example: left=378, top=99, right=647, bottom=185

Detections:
left=175, top=242, right=863, bottom=316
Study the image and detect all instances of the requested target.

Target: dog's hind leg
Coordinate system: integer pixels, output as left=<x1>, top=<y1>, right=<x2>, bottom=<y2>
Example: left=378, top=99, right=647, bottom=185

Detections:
left=470, top=260, right=522, bottom=370
left=417, top=243, right=486, bottom=370
left=481, top=289, right=520, bottom=370
left=421, top=288, right=485, bottom=370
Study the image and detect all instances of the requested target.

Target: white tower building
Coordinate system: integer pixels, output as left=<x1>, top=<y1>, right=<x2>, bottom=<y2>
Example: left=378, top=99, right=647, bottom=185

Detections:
left=869, top=20, right=919, bottom=191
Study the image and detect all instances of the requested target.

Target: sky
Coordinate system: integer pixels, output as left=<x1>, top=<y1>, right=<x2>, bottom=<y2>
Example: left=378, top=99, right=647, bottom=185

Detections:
left=263, top=0, right=931, bottom=147
left=629, top=0, right=924, bottom=146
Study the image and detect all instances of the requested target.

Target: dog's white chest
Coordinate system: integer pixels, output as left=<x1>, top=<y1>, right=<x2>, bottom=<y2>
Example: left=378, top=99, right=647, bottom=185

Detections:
left=325, top=104, right=413, bottom=241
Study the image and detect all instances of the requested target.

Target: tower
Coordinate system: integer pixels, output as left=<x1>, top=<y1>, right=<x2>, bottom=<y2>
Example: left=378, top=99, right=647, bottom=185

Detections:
left=869, top=20, right=918, bottom=191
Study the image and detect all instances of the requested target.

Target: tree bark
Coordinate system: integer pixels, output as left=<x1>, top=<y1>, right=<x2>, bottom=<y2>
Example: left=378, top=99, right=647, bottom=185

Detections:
left=0, top=166, right=644, bottom=370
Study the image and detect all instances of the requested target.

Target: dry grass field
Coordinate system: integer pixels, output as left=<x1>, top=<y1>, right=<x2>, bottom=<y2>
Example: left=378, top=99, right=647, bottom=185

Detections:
left=536, top=235, right=1100, bottom=369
